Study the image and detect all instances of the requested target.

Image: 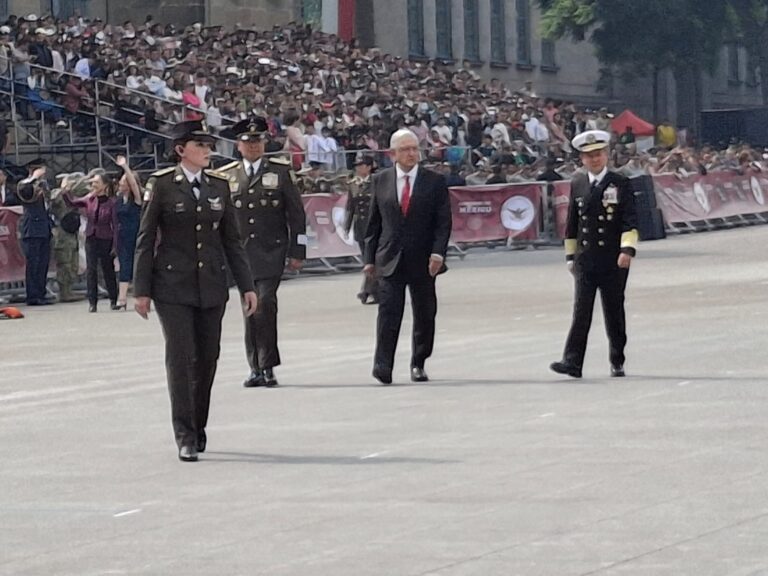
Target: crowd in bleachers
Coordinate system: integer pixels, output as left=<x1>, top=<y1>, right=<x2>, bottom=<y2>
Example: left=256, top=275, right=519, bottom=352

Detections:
left=0, top=13, right=766, bottom=184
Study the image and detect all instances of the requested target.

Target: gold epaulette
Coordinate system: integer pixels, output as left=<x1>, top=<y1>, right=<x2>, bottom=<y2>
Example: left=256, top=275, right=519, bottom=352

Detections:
left=269, top=156, right=291, bottom=166
left=217, top=161, right=239, bottom=172
left=150, top=166, right=175, bottom=178
left=204, top=169, right=230, bottom=180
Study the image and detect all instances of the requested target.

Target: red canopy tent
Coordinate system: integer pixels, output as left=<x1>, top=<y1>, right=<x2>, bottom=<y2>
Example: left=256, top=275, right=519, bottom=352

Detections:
left=611, top=110, right=655, bottom=136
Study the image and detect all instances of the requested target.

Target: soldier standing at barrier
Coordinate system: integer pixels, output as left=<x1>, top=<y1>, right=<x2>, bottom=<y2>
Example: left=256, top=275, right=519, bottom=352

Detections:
left=17, top=158, right=54, bottom=306
left=50, top=173, right=86, bottom=302
left=344, top=156, right=378, bottom=304
left=219, top=116, right=306, bottom=389
left=550, top=130, right=638, bottom=379
left=133, top=120, right=258, bottom=462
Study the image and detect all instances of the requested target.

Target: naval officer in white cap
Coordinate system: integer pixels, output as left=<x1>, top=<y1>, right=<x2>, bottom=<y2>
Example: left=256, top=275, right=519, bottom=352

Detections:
left=550, top=129, right=639, bottom=379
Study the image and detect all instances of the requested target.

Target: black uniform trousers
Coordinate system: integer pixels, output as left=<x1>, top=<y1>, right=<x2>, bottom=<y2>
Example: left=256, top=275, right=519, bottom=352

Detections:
left=244, top=276, right=282, bottom=371
left=564, top=264, right=629, bottom=369
left=22, top=236, right=51, bottom=302
left=155, top=301, right=226, bottom=448
left=85, top=236, right=117, bottom=305
left=375, top=264, right=437, bottom=372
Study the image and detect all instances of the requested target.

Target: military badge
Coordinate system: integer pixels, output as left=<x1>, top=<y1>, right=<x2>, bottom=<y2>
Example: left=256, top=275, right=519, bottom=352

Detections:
left=208, top=196, right=223, bottom=211
left=174, top=202, right=185, bottom=213
left=271, top=199, right=280, bottom=208
left=235, top=200, right=242, bottom=208
left=262, top=173, right=278, bottom=189
left=260, top=198, right=268, bottom=206
left=603, top=185, right=618, bottom=204
left=228, top=179, right=239, bottom=195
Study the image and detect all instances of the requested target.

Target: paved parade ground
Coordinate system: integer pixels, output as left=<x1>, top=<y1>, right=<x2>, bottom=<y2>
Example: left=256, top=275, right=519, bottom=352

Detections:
left=2, top=226, right=768, bottom=576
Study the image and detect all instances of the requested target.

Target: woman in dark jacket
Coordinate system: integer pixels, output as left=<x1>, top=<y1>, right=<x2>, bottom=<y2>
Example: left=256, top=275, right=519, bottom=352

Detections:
left=114, top=156, right=142, bottom=309
left=64, top=172, right=119, bottom=312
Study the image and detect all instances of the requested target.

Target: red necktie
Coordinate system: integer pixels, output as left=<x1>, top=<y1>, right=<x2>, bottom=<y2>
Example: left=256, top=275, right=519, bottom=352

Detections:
left=401, top=175, right=411, bottom=216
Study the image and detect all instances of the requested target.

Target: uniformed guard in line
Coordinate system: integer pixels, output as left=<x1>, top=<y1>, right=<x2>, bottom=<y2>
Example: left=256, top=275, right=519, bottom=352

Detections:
left=344, top=156, right=379, bottom=304
left=550, top=130, right=638, bottom=379
left=133, top=120, right=258, bottom=462
left=219, top=116, right=306, bottom=388
left=17, top=158, right=54, bottom=306
left=50, top=173, right=86, bottom=302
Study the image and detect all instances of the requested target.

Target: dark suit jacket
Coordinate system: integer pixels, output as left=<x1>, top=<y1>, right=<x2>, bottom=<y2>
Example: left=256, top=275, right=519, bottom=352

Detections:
left=17, top=178, right=53, bottom=239
left=133, top=165, right=253, bottom=308
left=565, top=170, right=638, bottom=271
left=364, top=165, right=452, bottom=279
left=220, top=157, right=306, bottom=280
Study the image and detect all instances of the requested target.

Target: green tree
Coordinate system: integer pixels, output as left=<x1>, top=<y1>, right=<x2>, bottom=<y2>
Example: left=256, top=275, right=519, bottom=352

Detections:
left=537, top=0, right=731, bottom=134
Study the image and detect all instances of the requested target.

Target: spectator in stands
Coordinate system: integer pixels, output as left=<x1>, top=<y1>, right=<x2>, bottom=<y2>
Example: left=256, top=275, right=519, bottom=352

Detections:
left=656, top=120, right=677, bottom=150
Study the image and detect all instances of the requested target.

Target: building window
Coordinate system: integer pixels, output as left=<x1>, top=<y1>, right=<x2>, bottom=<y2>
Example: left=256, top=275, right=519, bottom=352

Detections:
left=490, top=0, right=506, bottom=64
left=464, top=0, right=480, bottom=62
left=435, top=0, right=453, bottom=60
left=516, top=0, right=531, bottom=65
left=728, top=43, right=741, bottom=84
left=541, top=39, right=557, bottom=70
left=300, top=0, right=323, bottom=28
left=408, top=0, right=425, bottom=57
left=746, top=52, right=759, bottom=87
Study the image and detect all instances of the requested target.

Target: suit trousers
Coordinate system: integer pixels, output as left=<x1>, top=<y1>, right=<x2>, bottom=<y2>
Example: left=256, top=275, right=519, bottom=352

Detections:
left=374, top=267, right=437, bottom=372
left=22, top=236, right=51, bottom=302
left=155, top=301, right=226, bottom=447
left=563, top=265, right=629, bottom=369
left=85, top=236, right=117, bottom=305
left=244, top=276, right=282, bottom=371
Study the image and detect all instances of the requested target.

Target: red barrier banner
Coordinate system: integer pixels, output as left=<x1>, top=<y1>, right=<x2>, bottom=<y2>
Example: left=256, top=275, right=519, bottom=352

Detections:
left=552, top=181, right=572, bottom=239
left=449, top=184, right=543, bottom=243
left=302, top=194, right=361, bottom=259
left=653, top=173, right=768, bottom=224
left=0, top=207, right=25, bottom=283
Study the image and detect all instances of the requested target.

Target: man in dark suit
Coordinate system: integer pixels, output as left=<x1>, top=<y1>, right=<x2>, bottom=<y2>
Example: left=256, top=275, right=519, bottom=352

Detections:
left=363, top=129, right=452, bottom=385
left=133, top=120, right=258, bottom=462
left=219, top=116, right=306, bottom=388
left=16, top=159, right=54, bottom=305
left=550, top=130, right=638, bottom=379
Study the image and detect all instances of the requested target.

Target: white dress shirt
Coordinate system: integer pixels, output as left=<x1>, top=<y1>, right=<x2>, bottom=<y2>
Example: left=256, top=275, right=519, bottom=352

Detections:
left=395, top=164, right=443, bottom=262
left=588, top=167, right=608, bottom=187
left=181, top=165, right=202, bottom=200
left=243, top=159, right=262, bottom=178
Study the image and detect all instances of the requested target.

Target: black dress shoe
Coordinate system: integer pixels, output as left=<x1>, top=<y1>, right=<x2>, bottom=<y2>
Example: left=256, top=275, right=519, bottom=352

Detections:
left=372, top=367, right=392, bottom=385
left=243, top=370, right=266, bottom=388
left=611, top=365, right=626, bottom=377
left=410, top=367, right=429, bottom=382
left=263, top=368, right=279, bottom=387
left=550, top=361, right=582, bottom=379
left=357, top=292, right=368, bottom=305
left=27, top=299, right=53, bottom=306
left=88, top=303, right=97, bottom=313
left=178, top=445, right=198, bottom=462
left=196, top=431, right=207, bottom=453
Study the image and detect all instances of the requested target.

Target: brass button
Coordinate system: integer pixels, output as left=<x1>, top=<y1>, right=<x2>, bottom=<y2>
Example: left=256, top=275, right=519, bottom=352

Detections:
left=249, top=218, right=255, bottom=224
left=607, top=216, right=613, bottom=221
left=195, top=224, right=202, bottom=231
left=196, top=206, right=202, bottom=212
left=598, top=215, right=605, bottom=221
left=582, top=216, right=587, bottom=221
left=196, top=242, right=202, bottom=250
left=582, top=228, right=588, bottom=233
left=582, top=240, right=588, bottom=246
left=248, top=203, right=255, bottom=209
left=248, top=189, right=254, bottom=194
left=598, top=228, right=604, bottom=233
left=598, top=240, right=605, bottom=247
left=198, top=262, right=204, bottom=268
left=166, top=264, right=173, bottom=270
left=249, top=233, right=255, bottom=239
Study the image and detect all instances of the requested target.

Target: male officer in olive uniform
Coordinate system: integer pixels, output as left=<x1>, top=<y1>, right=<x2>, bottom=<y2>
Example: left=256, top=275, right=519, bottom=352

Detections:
left=219, top=116, right=306, bottom=388
left=344, top=156, right=379, bottom=304
left=550, top=130, right=638, bottom=379
left=50, top=174, right=85, bottom=302
left=134, top=120, right=258, bottom=462
left=17, top=158, right=54, bottom=306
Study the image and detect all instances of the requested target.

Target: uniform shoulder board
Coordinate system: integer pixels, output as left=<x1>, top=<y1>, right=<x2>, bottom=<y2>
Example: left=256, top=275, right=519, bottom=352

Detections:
left=204, top=169, right=230, bottom=180
left=269, top=156, right=291, bottom=167
left=150, top=166, right=176, bottom=178
left=217, top=161, right=240, bottom=172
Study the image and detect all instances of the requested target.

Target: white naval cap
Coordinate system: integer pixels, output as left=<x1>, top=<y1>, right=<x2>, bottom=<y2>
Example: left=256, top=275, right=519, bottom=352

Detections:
left=572, top=130, right=611, bottom=153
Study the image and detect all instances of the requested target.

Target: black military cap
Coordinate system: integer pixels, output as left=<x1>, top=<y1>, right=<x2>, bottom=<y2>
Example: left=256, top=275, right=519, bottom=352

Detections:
left=26, top=157, right=47, bottom=168
left=232, top=116, right=268, bottom=141
left=354, top=156, right=374, bottom=167
left=169, top=120, right=216, bottom=144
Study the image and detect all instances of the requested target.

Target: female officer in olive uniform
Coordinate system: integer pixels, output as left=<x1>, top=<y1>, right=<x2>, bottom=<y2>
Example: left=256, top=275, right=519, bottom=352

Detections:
left=133, top=120, right=258, bottom=462
left=344, top=156, right=379, bottom=304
